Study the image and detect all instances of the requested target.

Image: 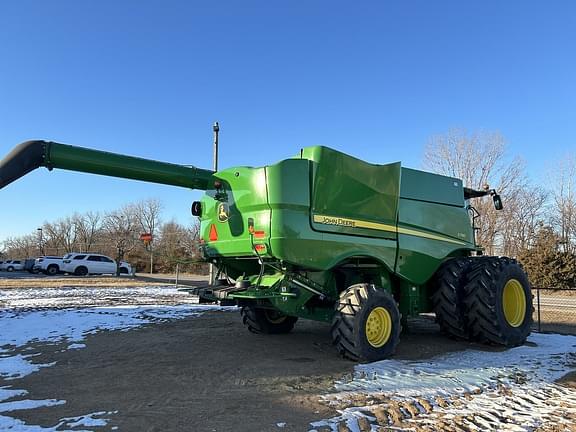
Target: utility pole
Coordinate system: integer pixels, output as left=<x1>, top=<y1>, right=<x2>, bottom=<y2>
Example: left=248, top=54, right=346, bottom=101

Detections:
left=209, top=121, right=219, bottom=285
left=37, top=228, right=44, bottom=256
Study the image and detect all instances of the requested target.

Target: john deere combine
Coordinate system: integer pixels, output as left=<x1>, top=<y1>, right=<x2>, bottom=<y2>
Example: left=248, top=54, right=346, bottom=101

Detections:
left=0, top=140, right=532, bottom=361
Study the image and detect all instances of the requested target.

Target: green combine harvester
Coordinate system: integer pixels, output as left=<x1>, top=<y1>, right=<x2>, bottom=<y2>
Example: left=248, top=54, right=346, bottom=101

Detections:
left=0, top=140, right=533, bottom=361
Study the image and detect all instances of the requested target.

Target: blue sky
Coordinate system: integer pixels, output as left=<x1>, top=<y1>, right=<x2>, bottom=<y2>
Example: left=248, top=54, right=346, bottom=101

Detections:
left=1, top=1, right=575, bottom=243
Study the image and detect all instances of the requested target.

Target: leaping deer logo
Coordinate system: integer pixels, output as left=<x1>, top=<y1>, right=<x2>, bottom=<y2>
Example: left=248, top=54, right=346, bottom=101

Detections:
left=218, top=203, right=229, bottom=222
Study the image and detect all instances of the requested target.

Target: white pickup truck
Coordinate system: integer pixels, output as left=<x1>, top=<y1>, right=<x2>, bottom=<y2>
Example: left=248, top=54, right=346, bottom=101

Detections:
left=33, top=256, right=64, bottom=275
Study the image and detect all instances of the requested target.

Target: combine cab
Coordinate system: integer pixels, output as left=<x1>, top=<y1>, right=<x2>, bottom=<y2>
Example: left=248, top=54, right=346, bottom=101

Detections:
left=0, top=140, right=532, bottom=361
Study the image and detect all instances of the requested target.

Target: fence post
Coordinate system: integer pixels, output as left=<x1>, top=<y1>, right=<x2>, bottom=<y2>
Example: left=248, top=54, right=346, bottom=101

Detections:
left=175, top=263, right=180, bottom=289
left=536, top=288, right=541, bottom=333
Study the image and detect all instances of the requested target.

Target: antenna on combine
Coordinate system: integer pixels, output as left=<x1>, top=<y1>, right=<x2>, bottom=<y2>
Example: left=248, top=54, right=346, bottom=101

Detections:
left=213, top=121, right=219, bottom=172
left=209, top=121, right=220, bottom=285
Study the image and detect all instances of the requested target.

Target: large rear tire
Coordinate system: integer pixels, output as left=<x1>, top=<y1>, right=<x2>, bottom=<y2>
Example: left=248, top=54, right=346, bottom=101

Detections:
left=241, top=306, right=298, bottom=334
left=331, top=283, right=401, bottom=362
left=431, top=257, right=472, bottom=340
left=464, top=257, right=533, bottom=346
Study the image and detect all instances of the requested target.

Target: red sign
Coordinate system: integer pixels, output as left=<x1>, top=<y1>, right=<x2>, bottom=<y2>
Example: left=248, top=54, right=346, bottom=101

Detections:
left=140, top=233, right=152, bottom=241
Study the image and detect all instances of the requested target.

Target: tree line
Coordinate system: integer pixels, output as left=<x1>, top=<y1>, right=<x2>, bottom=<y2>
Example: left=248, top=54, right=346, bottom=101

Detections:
left=1, top=198, right=207, bottom=274
left=424, top=129, right=575, bottom=288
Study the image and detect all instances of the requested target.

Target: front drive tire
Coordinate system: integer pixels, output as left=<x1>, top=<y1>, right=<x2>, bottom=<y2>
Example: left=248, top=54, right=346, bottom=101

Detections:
left=464, top=257, right=533, bottom=346
left=241, top=306, right=298, bottom=334
left=331, top=283, right=401, bottom=362
left=6, top=266, right=14, bottom=272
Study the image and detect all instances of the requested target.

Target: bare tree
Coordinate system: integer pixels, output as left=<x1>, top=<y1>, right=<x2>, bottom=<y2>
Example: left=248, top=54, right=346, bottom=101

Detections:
left=102, top=205, right=139, bottom=275
left=156, top=219, right=203, bottom=273
left=550, top=154, right=576, bottom=254
left=423, top=129, right=533, bottom=255
left=133, top=198, right=163, bottom=273
left=73, top=211, right=102, bottom=253
left=2, top=234, right=37, bottom=258
left=499, top=186, right=548, bottom=257
left=41, top=217, right=77, bottom=254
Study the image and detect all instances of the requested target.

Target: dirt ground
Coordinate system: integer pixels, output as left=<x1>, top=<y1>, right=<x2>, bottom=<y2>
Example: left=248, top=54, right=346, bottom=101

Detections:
left=3, top=311, right=477, bottom=432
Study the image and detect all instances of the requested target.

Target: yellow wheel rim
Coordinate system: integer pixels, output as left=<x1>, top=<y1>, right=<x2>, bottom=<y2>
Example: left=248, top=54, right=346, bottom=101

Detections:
left=365, top=307, right=392, bottom=348
left=264, top=310, right=287, bottom=324
left=502, top=279, right=527, bottom=328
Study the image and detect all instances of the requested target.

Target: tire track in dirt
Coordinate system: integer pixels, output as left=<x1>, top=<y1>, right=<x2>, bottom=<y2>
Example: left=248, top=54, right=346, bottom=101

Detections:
left=311, top=334, right=576, bottom=431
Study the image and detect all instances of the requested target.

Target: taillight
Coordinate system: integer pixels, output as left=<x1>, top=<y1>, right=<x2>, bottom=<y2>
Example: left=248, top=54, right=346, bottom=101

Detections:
left=209, top=224, right=218, bottom=241
left=191, top=201, right=202, bottom=217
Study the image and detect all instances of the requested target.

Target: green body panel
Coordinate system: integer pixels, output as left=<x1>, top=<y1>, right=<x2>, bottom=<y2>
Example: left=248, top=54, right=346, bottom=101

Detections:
left=199, top=165, right=271, bottom=277
left=196, top=145, right=476, bottom=321
left=303, top=146, right=401, bottom=240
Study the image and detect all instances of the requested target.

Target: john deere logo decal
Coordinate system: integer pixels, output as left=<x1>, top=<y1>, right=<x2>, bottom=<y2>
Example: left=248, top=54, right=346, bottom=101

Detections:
left=217, top=203, right=229, bottom=222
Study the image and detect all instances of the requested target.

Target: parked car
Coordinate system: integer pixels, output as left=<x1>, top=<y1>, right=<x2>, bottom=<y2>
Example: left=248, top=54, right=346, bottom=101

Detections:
left=33, top=256, right=65, bottom=275
left=61, top=253, right=131, bottom=276
left=24, top=258, right=37, bottom=273
left=2, top=259, right=24, bottom=272
left=118, top=261, right=132, bottom=275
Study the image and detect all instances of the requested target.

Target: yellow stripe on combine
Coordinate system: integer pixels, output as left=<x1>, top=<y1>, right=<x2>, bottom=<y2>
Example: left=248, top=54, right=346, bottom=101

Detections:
left=312, top=214, right=466, bottom=246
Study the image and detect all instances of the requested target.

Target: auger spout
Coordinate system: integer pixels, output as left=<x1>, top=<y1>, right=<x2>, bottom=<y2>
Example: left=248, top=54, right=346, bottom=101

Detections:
left=0, top=140, right=214, bottom=190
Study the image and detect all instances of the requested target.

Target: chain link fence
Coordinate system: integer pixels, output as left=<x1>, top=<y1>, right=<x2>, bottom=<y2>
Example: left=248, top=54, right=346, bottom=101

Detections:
left=532, top=287, right=576, bottom=335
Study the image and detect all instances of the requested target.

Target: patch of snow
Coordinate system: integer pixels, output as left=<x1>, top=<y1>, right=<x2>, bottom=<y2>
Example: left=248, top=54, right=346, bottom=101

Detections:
left=66, top=343, right=86, bottom=350
left=0, top=387, right=27, bottom=402
left=276, top=421, right=287, bottom=427
left=0, top=286, right=198, bottom=309
left=0, top=304, right=235, bottom=349
left=0, top=354, right=54, bottom=380
left=0, top=409, right=117, bottom=431
left=0, top=398, right=65, bottom=413
left=58, top=411, right=117, bottom=428
left=0, top=415, right=56, bottom=431
left=313, top=333, right=576, bottom=431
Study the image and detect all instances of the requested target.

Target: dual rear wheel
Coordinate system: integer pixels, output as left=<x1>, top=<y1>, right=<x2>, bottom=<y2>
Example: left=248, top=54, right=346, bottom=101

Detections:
left=432, top=256, right=532, bottom=346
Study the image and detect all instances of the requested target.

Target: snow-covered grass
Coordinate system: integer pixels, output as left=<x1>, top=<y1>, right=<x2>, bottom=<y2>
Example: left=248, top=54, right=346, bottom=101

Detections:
left=0, top=285, right=198, bottom=308
left=311, top=333, right=576, bottom=431
left=0, top=302, right=235, bottom=430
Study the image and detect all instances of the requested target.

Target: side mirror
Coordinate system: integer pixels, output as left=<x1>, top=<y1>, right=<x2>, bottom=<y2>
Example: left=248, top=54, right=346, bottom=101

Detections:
left=493, top=193, right=503, bottom=210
